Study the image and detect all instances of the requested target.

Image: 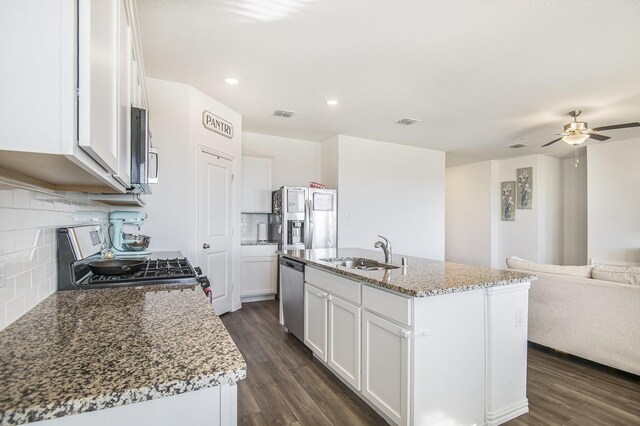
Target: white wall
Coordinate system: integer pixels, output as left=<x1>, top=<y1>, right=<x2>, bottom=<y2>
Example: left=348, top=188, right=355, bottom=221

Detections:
left=0, top=178, right=109, bottom=330
left=562, top=156, right=587, bottom=265
left=536, top=155, right=563, bottom=264
left=320, top=135, right=339, bottom=189
left=141, top=79, right=191, bottom=254
left=587, top=137, right=640, bottom=263
left=445, top=161, right=492, bottom=267
left=445, top=154, right=564, bottom=268
left=494, top=155, right=540, bottom=266
left=242, top=132, right=321, bottom=190
left=143, top=77, right=243, bottom=310
left=336, top=135, right=445, bottom=260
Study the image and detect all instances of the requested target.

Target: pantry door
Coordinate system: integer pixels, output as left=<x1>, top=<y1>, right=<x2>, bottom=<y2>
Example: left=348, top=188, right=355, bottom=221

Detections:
left=199, top=149, right=234, bottom=315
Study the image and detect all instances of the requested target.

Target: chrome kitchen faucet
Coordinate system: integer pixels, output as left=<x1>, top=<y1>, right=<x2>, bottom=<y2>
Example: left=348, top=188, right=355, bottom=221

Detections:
left=374, top=235, right=392, bottom=264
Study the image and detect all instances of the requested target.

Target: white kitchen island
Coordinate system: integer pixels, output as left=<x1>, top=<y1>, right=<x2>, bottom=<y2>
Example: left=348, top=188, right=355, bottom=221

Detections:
left=279, top=248, right=536, bottom=426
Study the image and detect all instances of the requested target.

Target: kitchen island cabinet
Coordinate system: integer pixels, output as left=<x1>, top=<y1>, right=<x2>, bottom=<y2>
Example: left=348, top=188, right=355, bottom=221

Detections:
left=280, top=248, right=536, bottom=426
left=0, top=286, right=246, bottom=426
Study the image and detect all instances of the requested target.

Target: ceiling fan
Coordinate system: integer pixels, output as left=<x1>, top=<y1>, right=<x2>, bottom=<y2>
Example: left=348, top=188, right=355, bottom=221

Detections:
left=541, top=110, right=640, bottom=147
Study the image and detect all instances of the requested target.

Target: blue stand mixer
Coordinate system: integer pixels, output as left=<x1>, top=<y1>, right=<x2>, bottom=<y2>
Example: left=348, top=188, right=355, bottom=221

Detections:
left=109, top=211, right=151, bottom=257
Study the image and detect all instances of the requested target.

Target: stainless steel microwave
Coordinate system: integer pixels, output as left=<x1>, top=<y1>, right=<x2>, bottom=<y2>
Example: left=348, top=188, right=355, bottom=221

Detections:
left=131, top=107, right=158, bottom=194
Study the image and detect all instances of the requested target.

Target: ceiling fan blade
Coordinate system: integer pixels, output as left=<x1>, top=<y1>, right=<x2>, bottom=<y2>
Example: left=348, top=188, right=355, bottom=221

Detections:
left=541, top=137, right=563, bottom=147
left=588, top=133, right=611, bottom=142
left=592, top=122, right=640, bottom=132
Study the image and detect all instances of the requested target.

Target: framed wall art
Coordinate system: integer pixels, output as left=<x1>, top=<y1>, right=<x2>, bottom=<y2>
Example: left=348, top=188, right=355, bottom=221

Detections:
left=516, top=167, right=532, bottom=209
left=501, top=181, right=516, bottom=221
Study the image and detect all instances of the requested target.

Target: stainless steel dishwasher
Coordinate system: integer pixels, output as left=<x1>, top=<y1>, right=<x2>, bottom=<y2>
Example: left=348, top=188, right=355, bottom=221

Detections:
left=280, top=257, right=305, bottom=342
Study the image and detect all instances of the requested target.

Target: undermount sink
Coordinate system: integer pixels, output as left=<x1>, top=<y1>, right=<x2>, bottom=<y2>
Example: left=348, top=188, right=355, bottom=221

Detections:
left=320, top=257, right=399, bottom=271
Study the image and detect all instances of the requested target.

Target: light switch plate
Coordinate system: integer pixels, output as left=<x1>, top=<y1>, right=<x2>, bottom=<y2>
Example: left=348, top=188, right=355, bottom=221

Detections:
left=515, top=308, right=525, bottom=328
left=0, top=261, right=6, bottom=288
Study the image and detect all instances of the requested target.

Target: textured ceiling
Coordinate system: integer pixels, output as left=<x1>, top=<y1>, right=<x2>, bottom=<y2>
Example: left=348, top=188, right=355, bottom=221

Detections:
left=136, top=0, right=640, bottom=166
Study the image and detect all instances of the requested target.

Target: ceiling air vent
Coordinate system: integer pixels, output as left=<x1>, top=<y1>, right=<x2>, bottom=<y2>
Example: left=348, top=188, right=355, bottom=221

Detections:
left=509, top=143, right=527, bottom=149
left=273, top=109, right=296, bottom=118
left=396, top=118, right=420, bottom=125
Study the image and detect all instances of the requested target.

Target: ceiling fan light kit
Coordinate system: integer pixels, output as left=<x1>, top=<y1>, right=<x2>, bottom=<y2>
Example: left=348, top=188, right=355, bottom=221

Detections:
left=562, top=133, right=590, bottom=146
left=541, top=110, right=639, bottom=149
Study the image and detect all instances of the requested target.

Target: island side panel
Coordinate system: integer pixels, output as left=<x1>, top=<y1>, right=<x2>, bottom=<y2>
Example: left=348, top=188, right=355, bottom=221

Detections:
left=484, top=282, right=531, bottom=425
left=34, top=383, right=237, bottom=426
left=412, top=289, right=486, bottom=426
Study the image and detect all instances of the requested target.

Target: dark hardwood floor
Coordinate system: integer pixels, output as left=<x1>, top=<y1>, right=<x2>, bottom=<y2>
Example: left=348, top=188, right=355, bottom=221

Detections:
left=221, top=300, right=640, bottom=425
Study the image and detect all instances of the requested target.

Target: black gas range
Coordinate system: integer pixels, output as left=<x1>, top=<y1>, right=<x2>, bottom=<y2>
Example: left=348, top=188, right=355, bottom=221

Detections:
left=57, top=227, right=211, bottom=296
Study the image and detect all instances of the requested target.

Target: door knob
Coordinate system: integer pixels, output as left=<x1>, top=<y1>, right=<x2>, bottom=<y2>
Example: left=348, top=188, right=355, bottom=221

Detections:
left=203, top=243, right=210, bottom=249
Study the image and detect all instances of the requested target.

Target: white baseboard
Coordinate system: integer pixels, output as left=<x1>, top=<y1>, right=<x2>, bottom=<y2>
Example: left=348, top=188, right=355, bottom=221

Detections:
left=241, top=294, right=275, bottom=303
left=486, top=400, right=529, bottom=425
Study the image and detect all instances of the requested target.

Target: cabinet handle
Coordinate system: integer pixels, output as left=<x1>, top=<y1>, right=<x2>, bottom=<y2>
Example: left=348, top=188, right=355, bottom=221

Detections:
left=400, top=330, right=410, bottom=339
left=148, top=147, right=159, bottom=184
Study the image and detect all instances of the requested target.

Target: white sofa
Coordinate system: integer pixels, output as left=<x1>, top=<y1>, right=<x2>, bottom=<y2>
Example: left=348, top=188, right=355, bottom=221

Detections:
left=506, top=257, right=640, bottom=375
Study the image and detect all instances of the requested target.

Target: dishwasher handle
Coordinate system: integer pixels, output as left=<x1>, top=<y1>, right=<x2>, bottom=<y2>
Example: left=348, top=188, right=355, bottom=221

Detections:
left=279, top=257, right=305, bottom=273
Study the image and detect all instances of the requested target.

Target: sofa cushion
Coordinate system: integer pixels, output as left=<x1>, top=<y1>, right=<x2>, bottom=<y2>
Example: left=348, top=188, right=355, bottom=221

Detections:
left=506, top=256, right=592, bottom=278
left=592, top=264, right=640, bottom=285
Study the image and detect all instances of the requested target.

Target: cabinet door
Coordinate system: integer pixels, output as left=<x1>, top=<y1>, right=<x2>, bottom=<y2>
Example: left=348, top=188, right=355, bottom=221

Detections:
left=362, top=311, right=410, bottom=426
left=304, top=283, right=327, bottom=362
left=78, top=0, right=120, bottom=173
left=241, top=156, right=272, bottom=212
left=328, top=295, right=361, bottom=390
left=240, top=256, right=277, bottom=297
left=114, top=0, right=132, bottom=187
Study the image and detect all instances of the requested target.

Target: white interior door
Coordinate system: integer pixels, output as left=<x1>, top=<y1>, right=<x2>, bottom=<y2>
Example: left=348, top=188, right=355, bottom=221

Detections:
left=199, top=150, right=233, bottom=315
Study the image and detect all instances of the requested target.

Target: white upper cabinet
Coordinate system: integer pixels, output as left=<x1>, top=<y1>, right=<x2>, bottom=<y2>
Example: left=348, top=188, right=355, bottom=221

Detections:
left=241, top=156, right=273, bottom=213
left=115, top=0, right=133, bottom=187
left=0, top=0, right=147, bottom=193
left=78, top=0, right=119, bottom=174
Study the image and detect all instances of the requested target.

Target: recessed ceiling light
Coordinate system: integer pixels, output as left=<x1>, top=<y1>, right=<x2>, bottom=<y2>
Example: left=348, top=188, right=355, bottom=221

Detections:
left=326, top=99, right=339, bottom=106
left=224, top=78, right=239, bottom=85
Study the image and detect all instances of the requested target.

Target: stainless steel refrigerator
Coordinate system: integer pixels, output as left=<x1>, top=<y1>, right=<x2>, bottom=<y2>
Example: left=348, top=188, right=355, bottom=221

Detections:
left=271, top=186, right=337, bottom=249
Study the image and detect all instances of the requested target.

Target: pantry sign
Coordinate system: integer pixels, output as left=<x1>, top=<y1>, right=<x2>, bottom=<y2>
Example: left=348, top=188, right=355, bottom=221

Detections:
left=202, top=110, right=233, bottom=138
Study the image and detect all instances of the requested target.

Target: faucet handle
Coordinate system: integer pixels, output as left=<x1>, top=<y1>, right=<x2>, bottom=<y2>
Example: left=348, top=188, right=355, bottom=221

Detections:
left=377, top=235, right=390, bottom=248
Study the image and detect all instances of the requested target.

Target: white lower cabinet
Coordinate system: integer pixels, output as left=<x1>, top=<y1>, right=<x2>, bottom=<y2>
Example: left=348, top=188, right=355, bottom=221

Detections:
left=327, top=294, right=361, bottom=390
left=304, top=283, right=328, bottom=362
left=362, top=310, right=410, bottom=426
left=240, top=245, right=277, bottom=299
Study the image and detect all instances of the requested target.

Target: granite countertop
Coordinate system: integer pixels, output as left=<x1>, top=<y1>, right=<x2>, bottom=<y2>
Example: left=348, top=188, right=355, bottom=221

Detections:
left=241, top=241, right=279, bottom=246
left=0, top=286, right=246, bottom=425
left=279, top=248, right=537, bottom=297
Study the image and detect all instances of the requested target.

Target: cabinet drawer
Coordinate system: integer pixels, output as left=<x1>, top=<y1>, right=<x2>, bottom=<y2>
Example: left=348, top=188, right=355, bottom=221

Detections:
left=362, top=285, right=412, bottom=326
left=306, top=267, right=361, bottom=305
left=241, top=245, right=278, bottom=257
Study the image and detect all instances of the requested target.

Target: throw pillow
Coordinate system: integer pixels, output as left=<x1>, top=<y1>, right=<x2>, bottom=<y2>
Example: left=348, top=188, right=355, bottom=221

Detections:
left=506, top=256, right=592, bottom=278
left=592, top=264, right=640, bottom=285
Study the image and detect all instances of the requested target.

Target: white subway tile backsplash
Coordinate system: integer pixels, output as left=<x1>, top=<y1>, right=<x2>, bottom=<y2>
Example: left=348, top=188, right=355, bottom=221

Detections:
left=38, top=279, right=53, bottom=302
left=0, top=178, right=109, bottom=331
left=3, top=251, right=23, bottom=277
left=13, top=189, right=30, bottom=209
left=24, top=287, right=38, bottom=311
left=32, top=264, right=45, bottom=288
left=15, top=270, right=31, bottom=294
left=0, top=280, right=15, bottom=304
left=0, top=231, right=15, bottom=254
left=6, top=293, right=25, bottom=325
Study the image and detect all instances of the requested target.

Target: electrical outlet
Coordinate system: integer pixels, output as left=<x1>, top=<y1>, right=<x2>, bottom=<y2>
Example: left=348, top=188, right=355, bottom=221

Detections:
left=0, top=261, right=6, bottom=288
left=515, top=308, right=525, bottom=328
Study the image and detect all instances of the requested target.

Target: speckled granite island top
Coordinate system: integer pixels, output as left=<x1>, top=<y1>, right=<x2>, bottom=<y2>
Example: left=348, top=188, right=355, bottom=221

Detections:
left=279, top=248, right=536, bottom=297
left=0, top=286, right=246, bottom=425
